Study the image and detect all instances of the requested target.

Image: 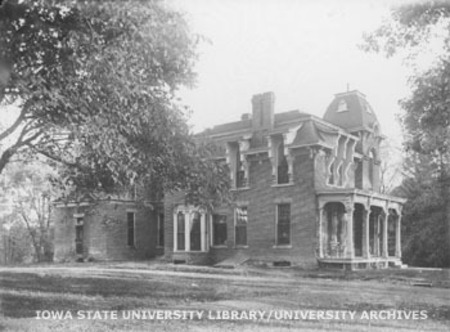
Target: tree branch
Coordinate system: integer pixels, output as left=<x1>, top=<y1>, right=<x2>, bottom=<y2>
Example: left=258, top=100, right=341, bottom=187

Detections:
left=0, top=104, right=27, bottom=141
left=0, top=125, right=43, bottom=174
left=27, top=144, right=77, bottom=167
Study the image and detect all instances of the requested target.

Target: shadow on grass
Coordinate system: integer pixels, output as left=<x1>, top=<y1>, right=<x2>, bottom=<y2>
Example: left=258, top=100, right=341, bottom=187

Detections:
left=0, top=272, right=226, bottom=318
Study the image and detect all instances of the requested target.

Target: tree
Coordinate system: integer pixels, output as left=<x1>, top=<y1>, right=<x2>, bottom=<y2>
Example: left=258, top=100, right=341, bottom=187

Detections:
left=364, top=1, right=450, bottom=266
left=393, top=153, right=449, bottom=267
left=378, top=140, right=404, bottom=194
left=0, top=161, right=55, bottom=263
left=0, top=0, right=230, bottom=209
left=0, top=217, right=33, bottom=264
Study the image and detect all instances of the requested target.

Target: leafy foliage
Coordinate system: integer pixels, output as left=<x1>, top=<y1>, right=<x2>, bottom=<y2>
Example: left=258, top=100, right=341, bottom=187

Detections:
left=365, top=1, right=450, bottom=267
left=362, top=2, right=450, bottom=59
left=394, top=154, right=449, bottom=267
left=0, top=161, right=55, bottom=263
left=0, top=0, right=230, bottom=209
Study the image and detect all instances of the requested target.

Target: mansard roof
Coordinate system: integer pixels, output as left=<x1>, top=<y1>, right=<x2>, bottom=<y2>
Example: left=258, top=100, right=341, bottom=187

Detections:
left=197, top=90, right=383, bottom=158
left=201, top=111, right=356, bottom=144
left=323, top=90, right=380, bottom=133
left=205, top=110, right=309, bottom=136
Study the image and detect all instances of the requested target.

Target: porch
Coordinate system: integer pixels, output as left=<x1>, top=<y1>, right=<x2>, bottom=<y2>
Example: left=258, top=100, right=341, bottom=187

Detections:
left=316, top=189, right=406, bottom=270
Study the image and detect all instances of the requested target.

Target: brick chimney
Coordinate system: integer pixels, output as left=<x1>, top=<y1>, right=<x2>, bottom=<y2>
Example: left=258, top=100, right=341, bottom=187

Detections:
left=251, top=92, right=275, bottom=130
left=241, top=113, right=251, bottom=121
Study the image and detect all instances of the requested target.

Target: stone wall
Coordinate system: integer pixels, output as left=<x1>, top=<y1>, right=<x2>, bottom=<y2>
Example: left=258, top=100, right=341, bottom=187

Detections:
left=164, top=148, right=318, bottom=267
left=53, top=201, right=159, bottom=262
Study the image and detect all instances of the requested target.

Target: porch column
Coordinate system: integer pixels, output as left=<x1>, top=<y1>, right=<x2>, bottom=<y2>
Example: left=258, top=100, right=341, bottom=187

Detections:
left=173, top=212, right=178, bottom=251
left=382, top=209, right=388, bottom=258
left=185, top=212, right=191, bottom=252
left=362, top=207, right=370, bottom=258
left=374, top=214, right=381, bottom=257
left=344, top=203, right=354, bottom=258
left=317, top=205, right=325, bottom=258
left=395, top=213, right=402, bottom=258
left=200, top=213, right=207, bottom=251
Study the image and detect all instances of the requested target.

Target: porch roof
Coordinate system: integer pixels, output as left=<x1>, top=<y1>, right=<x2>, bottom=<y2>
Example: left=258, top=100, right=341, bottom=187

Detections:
left=316, top=189, right=406, bottom=212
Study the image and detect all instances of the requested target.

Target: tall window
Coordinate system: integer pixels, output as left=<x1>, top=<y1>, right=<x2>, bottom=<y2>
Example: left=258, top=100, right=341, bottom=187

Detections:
left=75, top=217, right=84, bottom=254
left=212, top=214, right=227, bottom=246
left=337, top=164, right=343, bottom=187
left=176, top=211, right=185, bottom=250
left=277, top=142, right=289, bottom=184
left=157, top=213, right=164, bottom=247
left=369, top=149, right=375, bottom=187
left=236, top=161, right=246, bottom=188
left=277, top=204, right=291, bottom=245
left=127, top=212, right=135, bottom=247
left=235, top=207, right=248, bottom=246
left=328, top=161, right=335, bottom=185
left=354, top=157, right=363, bottom=189
left=190, top=212, right=202, bottom=251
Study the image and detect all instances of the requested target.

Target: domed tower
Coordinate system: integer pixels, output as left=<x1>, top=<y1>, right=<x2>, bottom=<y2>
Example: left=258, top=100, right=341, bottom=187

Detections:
left=323, top=90, right=383, bottom=192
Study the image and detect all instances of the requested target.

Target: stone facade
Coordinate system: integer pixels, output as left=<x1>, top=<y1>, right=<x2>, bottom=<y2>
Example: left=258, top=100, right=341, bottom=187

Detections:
left=164, top=90, right=406, bottom=269
left=53, top=199, right=163, bottom=262
left=52, top=90, right=406, bottom=269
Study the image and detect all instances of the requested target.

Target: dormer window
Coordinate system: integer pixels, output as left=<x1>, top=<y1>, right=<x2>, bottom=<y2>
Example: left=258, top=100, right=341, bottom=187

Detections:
left=270, top=135, right=293, bottom=186
left=337, top=164, right=343, bottom=186
left=337, top=100, right=348, bottom=112
left=364, top=102, right=374, bottom=114
left=369, top=149, right=376, bottom=188
left=236, top=160, right=246, bottom=188
left=227, top=142, right=248, bottom=189
left=328, top=161, right=335, bottom=185
left=277, top=141, right=289, bottom=184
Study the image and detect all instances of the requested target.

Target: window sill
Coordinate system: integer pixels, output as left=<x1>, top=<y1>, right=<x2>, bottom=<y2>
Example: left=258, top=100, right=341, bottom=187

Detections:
left=234, top=245, right=249, bottom=249
left=271, top=183, right=294, bottom=188
left=273, top=245, right=292, bottom=249
left=211, top=245, right=227, bottom=249
left=173, top=250, right=208, bottom=253
left=230, top=187, right=250, bottom=192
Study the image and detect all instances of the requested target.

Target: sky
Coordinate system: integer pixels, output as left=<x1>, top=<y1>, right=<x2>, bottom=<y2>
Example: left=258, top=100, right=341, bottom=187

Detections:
left=169, top=0, right=417, bottom=143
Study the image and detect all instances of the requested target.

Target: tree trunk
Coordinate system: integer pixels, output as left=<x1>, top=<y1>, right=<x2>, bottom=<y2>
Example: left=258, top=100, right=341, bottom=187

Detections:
left=21, top=212, right=42, bottom=262
left=439, top=157, right=450, bottom=267
left=445, top=174, right=450, bottom=267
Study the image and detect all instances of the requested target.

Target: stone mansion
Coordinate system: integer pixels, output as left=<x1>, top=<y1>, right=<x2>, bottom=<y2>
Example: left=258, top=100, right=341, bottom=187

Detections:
left=53, top=90, right=406, bottom=269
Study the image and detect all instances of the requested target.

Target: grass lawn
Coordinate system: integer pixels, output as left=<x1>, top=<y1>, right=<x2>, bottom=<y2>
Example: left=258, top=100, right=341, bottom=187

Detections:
left=0, top=263, right=449, bottom=331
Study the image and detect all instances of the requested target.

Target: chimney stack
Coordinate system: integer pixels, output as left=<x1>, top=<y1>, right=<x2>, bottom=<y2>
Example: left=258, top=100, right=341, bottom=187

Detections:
left=241, top=113, right=251, bottom=121
left=251, top=92, right=275, bottom=130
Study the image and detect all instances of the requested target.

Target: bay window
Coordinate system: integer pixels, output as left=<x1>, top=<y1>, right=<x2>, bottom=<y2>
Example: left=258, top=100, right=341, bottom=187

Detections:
left=174, top=206, right=207, bottom=252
